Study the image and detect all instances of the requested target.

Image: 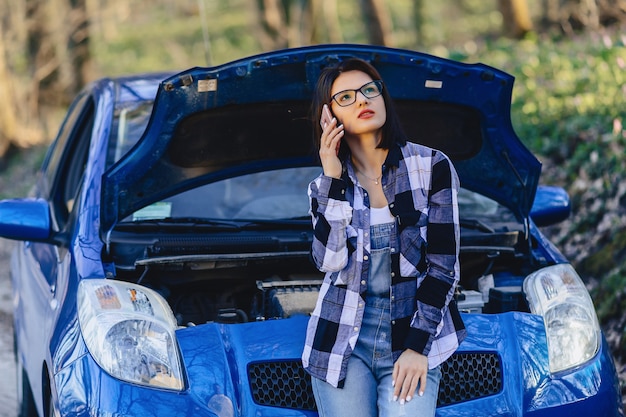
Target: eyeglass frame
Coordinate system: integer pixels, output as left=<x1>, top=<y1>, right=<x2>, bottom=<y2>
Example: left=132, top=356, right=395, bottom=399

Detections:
left=329, top=80, right=384, bottom=107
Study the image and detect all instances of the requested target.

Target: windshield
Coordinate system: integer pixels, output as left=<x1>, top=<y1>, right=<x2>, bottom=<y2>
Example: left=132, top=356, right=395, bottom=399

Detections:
left=129, top=167, right=321, bottom=222
left=126, top=166, right=515, bottom=224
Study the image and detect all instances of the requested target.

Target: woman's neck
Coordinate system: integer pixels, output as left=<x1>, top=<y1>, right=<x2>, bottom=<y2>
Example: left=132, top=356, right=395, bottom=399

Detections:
left=348, top=135, right=389, bottom=208
left=347, top=133, right=388, bottom=177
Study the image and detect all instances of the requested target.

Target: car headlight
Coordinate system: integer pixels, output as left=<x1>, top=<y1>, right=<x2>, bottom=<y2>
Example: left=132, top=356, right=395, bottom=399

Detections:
left=523, top=264, right=600, bottom=373
left=77, top=279, right=184, bottom=390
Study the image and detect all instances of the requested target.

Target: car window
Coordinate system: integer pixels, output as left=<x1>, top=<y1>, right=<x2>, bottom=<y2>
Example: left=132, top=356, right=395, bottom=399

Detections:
left=458, top=188, right=519, bottom=224
left=42, top=94, right=90, bottom=194
left=41, top=94, right=94, bottom=228
left=130, top=167, right=322, bottom=221
left=107, top=101, right=154, bottom=166
left=457, top=188, right=499, bottom=216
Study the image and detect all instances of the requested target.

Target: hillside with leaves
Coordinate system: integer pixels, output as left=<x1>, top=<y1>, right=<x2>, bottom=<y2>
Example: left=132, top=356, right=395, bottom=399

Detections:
left=469, top=32, right=626, bottom=367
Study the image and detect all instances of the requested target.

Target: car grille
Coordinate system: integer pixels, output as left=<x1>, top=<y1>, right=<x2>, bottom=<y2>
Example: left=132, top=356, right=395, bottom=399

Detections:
left=248, top=352, right=502, bottom=410
left=249, top=360, right=317, bottom=410
left=437, top=352, right=502, bottom=406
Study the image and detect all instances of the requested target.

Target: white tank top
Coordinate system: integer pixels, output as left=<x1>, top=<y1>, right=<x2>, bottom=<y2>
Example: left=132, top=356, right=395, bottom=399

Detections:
left=370, top=205, right=395, bottom=225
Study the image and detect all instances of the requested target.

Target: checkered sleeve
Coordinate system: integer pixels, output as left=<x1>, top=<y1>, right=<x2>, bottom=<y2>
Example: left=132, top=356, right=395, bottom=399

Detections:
left=308, top=174, right=353, bottom=272
left=405, top=152, right=461, bottom=355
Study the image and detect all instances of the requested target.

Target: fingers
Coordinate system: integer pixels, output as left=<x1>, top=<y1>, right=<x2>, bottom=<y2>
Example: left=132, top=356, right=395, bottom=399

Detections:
left=321, top=118, right=343, bottom=150
left=392, top=350, right=428, bottom=404
left=394, top=370, right=420, bottom=404
left=319, top=118, right=344, bottom=179
left=418, top=370, right=427, bottom=397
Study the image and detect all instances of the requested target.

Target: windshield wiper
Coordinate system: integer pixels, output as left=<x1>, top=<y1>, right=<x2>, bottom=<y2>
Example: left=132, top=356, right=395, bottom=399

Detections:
left=117, top=217, right=242, bottom=230
left=460, top=218, right=495, bottom=233
left=239, top=217, right=312, bottom=230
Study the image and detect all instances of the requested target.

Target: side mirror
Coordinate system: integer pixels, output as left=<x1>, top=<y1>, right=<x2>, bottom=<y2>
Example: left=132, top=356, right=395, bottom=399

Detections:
left=530, top=186, right=571, bottom=227
left=0, top=198, right=51, bottom=241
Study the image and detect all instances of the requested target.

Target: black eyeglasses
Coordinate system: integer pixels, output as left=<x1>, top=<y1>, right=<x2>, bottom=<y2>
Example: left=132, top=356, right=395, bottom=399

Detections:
left=330, top=80, right=384, bottom=107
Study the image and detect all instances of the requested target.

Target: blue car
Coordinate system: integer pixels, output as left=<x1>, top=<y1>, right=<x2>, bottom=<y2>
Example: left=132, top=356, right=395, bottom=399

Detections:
left=0, top=44, right=622, bottom=417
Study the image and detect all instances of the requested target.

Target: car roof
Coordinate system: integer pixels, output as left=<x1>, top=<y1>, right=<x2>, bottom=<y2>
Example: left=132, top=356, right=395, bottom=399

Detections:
left=101, top=44, right=541, bottom=236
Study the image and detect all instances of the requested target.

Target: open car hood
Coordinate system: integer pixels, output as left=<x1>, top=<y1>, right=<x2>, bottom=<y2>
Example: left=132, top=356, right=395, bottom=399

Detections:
left=102, top=44, right=541, bottom=236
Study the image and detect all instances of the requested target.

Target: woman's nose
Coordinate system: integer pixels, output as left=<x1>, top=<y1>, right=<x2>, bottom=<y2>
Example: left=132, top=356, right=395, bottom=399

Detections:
left=356, top=92, right=369, bottom=105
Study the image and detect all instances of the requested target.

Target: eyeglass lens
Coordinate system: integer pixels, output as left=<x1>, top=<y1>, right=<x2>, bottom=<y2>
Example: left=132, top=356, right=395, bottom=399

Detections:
left=331, top=81, right=383, bottom=107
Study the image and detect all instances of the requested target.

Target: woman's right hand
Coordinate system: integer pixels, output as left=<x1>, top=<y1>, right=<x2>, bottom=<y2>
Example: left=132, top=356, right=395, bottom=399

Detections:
left=319, top=117, right=344, bottom=179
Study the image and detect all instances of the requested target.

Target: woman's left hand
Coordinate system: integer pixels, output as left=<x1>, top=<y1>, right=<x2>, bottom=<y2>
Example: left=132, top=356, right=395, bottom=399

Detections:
left=392, top=349, right=429, bottom=403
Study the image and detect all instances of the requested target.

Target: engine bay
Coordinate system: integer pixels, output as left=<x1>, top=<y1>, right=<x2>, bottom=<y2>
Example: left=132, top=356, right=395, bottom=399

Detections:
left=110, top=214, right=536, bottom=327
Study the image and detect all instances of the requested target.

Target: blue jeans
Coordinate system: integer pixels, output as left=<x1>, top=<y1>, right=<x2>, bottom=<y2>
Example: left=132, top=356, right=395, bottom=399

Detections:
left=312, top=223, right=441, bottom=417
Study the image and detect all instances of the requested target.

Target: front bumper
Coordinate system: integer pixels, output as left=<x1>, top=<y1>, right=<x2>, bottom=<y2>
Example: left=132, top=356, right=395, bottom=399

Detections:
left=52, top=313, right=622, bottom=416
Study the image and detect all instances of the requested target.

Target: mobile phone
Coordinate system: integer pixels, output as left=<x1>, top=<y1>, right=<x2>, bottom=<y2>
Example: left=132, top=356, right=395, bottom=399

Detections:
left=320, top=104, right=333, bottom=129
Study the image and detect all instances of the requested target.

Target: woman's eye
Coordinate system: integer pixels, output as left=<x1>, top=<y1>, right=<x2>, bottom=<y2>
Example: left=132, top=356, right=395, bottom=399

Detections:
left=338, top=93, right=353, bottom=102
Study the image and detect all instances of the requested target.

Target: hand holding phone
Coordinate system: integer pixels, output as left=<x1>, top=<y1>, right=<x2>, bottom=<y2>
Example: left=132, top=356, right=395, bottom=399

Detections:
left=320, top=104, right=333, bottom=129
left=318, top=104, right=343, bottom=179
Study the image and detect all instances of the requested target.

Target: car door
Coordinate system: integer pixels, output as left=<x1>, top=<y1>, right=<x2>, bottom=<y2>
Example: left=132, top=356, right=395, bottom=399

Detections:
left=13, top=92, right=94, bottom=413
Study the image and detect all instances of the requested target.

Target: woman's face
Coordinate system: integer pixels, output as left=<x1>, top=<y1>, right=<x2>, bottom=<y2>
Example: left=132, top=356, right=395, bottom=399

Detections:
left=329, top=70, right=387, bottom=138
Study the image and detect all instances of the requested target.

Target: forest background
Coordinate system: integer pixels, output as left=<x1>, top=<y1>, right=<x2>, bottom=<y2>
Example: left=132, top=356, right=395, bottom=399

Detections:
left=0, top=0, right=625, bottom=400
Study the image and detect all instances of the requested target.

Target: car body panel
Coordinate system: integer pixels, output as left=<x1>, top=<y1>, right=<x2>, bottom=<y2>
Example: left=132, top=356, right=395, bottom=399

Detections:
left=0, top=199, right=50, bottom=240
left=9, top=74, right=166, bottom=417
left=47, top=313, right=620, bottom=416
left=529, top=185, right=571, bottom=227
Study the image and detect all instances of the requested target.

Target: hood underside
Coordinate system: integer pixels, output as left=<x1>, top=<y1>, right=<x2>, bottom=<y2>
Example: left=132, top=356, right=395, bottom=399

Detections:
left=102, top=44, right=541, bottom=236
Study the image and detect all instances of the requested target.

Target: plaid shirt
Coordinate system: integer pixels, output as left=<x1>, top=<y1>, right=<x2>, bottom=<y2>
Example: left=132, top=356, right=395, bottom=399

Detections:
left=302, top=141, right=466, bottom=388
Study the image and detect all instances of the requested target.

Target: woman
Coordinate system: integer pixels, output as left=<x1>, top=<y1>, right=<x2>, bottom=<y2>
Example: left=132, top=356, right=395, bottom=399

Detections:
left=302, top=58, right=466, bottom=417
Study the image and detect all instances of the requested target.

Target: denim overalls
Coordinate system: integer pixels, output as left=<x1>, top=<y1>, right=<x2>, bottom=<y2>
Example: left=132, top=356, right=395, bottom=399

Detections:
left=312, top=208, right=441, bottom=417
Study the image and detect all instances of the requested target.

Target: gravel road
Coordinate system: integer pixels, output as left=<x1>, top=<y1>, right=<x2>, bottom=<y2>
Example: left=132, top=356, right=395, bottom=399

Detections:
left=0, top=238, right=17, bottom=417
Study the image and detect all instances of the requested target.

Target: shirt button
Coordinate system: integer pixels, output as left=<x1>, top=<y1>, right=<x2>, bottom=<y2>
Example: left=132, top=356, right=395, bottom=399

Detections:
left=359, top=302, right=364, bottom=308
left=389, top=203, right=394, bottom=208
left=390, top=248, right=395, bottom=253
left=364, top=232, right=369, bottom=237
left=363, top=255, right=369, bottom=261
left=391, top=272, right=395, bottom=277
left=341, top=189, right=345, bottom=194
left=391, top=320, right=396, bottom=325
left=354, top=327, right=359, bottom=332
left=391, top=295, right=395, bottom=300
left=361, top=280, right=366, bottom=285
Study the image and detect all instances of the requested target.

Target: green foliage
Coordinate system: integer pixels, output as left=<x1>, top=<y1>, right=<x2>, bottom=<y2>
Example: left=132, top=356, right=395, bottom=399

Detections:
left=416, top=33, right=626, bottom=346
left=91, top=0, right=258, bottom=74
left=454, top=32, right=625, bottom=160
left=465, top=32, right=626, bottom=343
left=0, top=146, right=46, bottom=199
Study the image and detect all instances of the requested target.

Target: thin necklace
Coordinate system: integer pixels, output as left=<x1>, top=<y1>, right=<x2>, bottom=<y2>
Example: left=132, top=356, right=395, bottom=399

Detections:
left=355, top=167, right=381, bottom=185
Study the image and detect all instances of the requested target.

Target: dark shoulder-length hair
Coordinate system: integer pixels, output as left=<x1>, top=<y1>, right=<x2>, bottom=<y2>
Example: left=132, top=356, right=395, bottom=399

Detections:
left=310, top=57, right=407, bottom=159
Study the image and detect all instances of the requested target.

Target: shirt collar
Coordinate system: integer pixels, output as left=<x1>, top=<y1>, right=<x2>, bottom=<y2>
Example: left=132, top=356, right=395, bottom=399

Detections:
left=384, top=141, right=403, bottom=168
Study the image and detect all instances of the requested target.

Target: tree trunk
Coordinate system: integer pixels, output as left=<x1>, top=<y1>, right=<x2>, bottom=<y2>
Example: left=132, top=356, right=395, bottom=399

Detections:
left=31, top=0, right=92, bottom=105
left=255, top=0, right=285, bottom=49
left=0, top=0, right=92, bottom=159
left=322, top=0, right=343, bottom=43
left=498, top=0, right=533, bottom=38
left=310, top=0, right=342, bottom=44
left=254, top=0, right=317, bottom=50
left=0, top=29, right=19, bottom=157
left=413, top=0, right=425, bottom=47
left=68, top=0, right=93, bottom=91
left=539, top=0, right=623, bottom=33
left=359, top=0, right=393, bottom=46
